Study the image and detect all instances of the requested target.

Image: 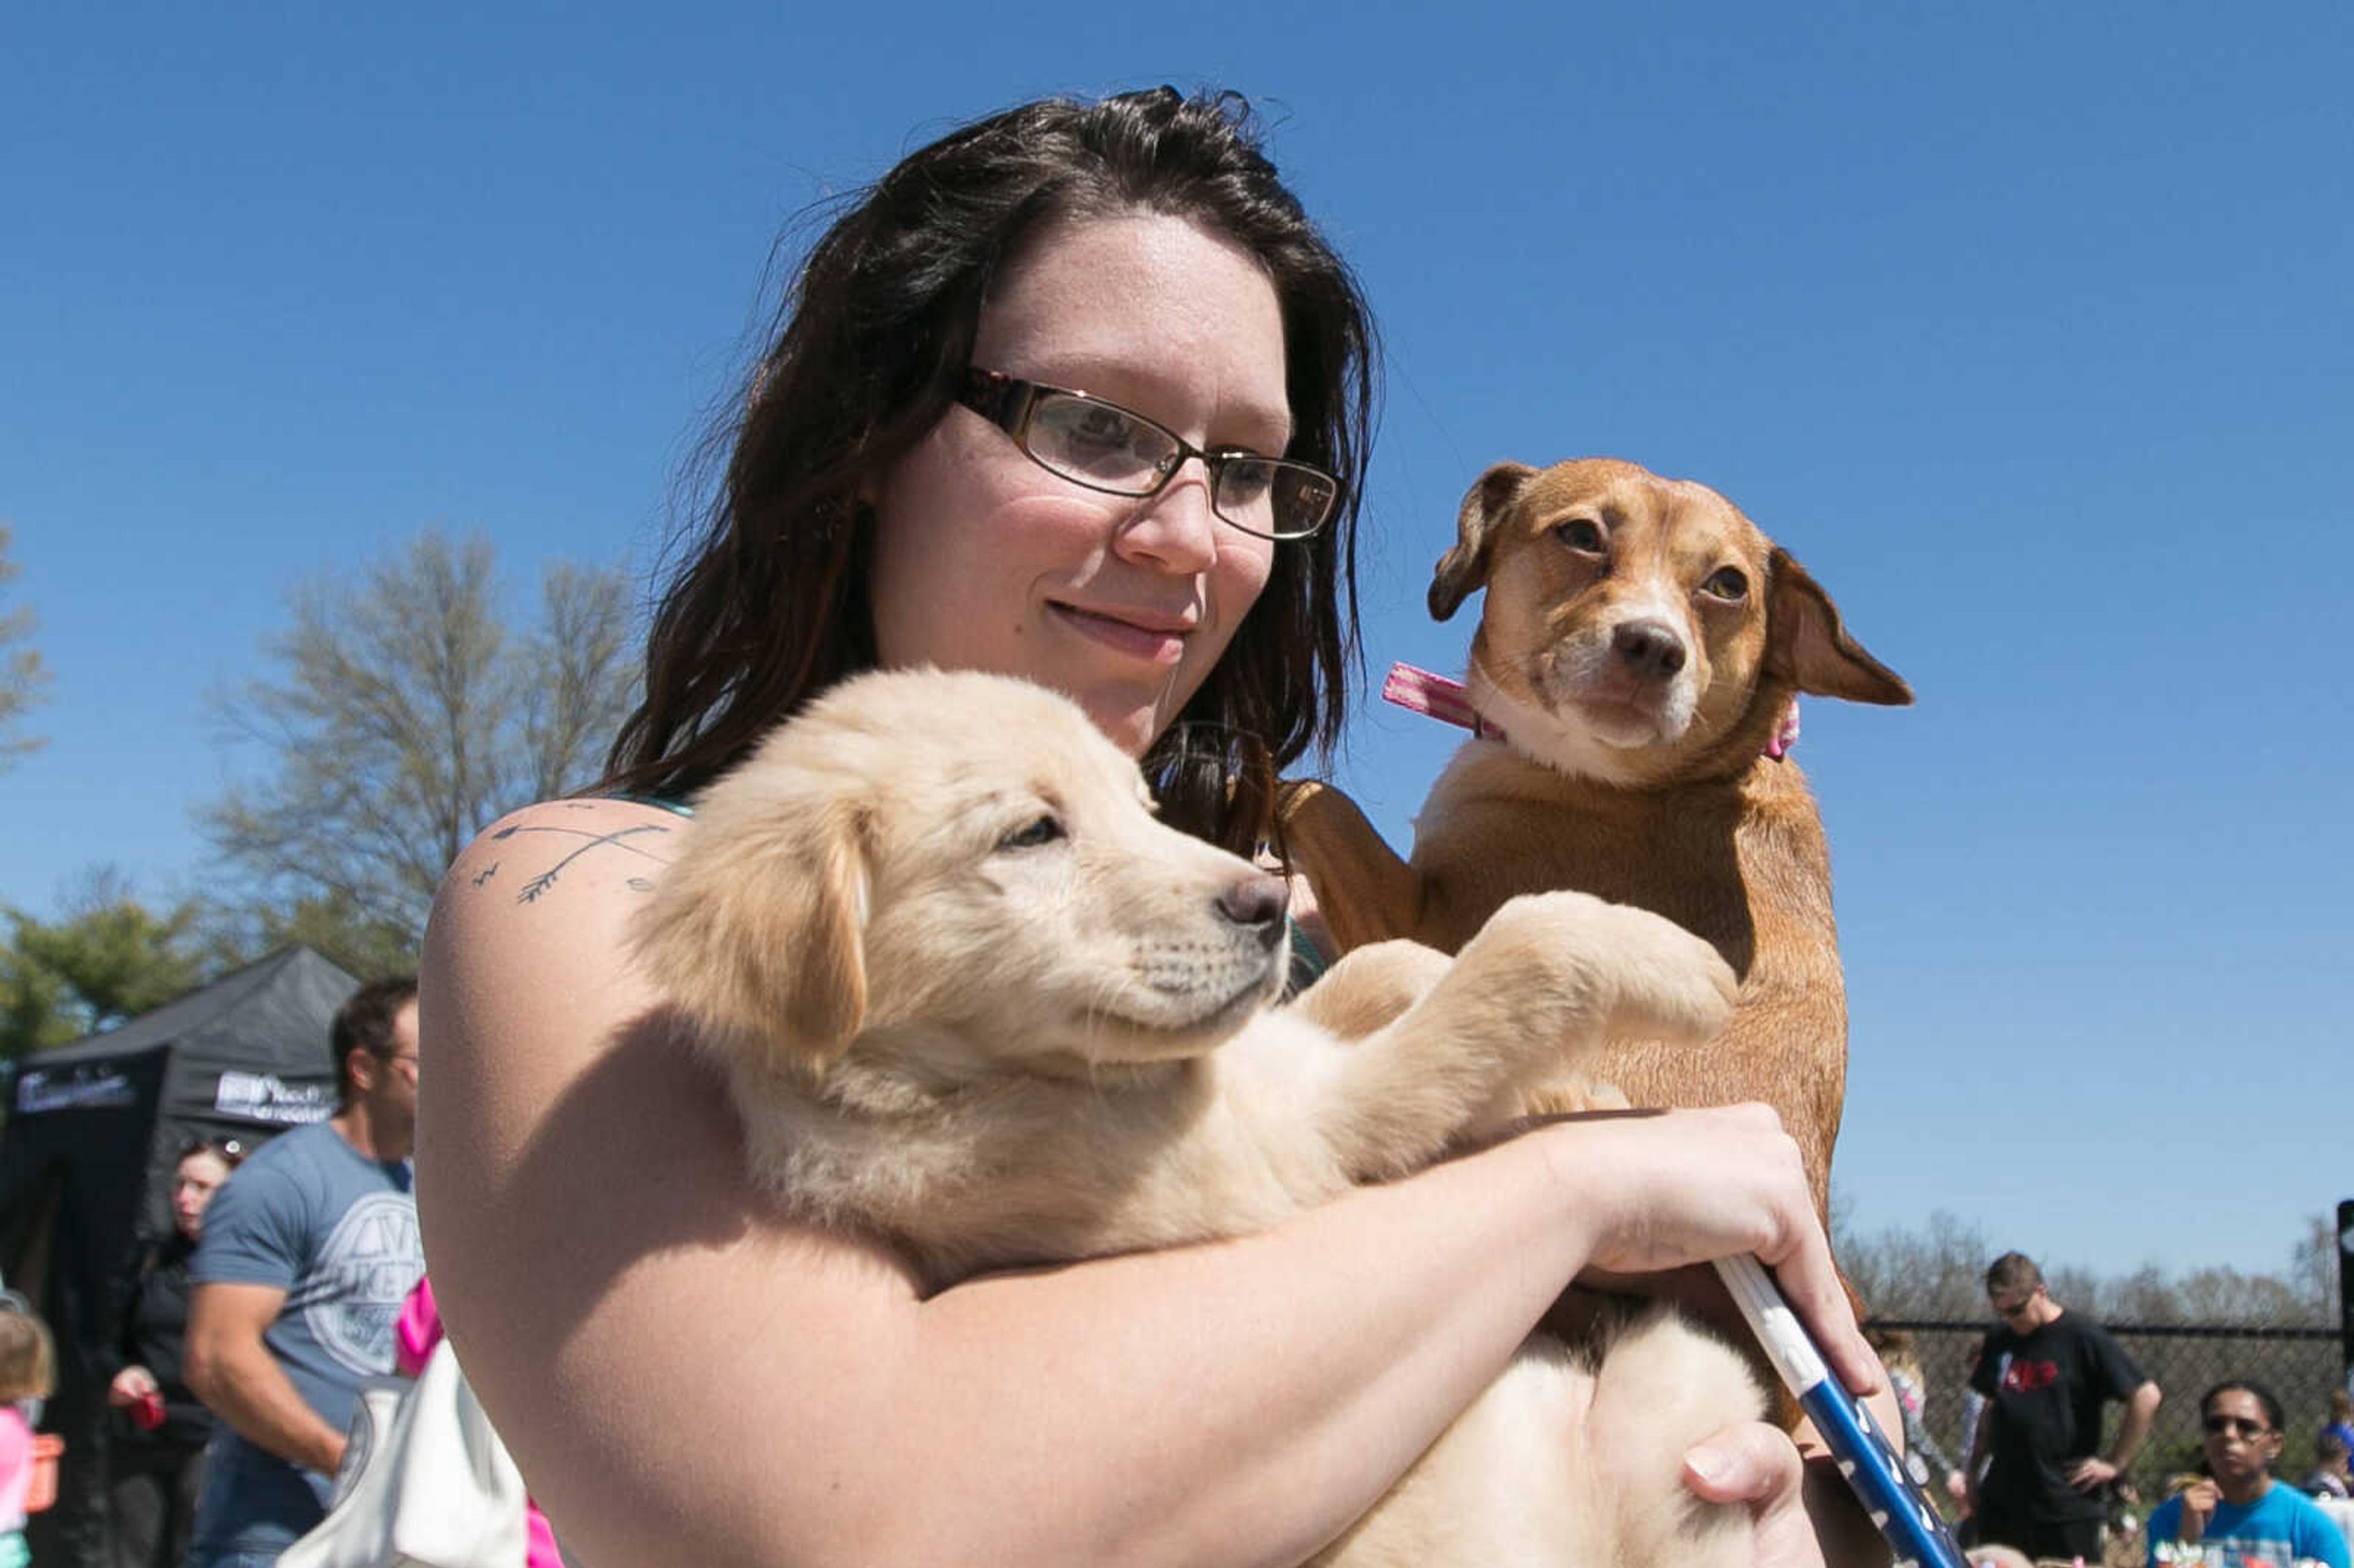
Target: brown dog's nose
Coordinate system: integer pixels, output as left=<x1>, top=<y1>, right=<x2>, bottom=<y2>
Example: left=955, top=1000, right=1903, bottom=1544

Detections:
left=1216, top=873, right=1292, bottom=950
left=1611, top=618, right=1687, bottom=680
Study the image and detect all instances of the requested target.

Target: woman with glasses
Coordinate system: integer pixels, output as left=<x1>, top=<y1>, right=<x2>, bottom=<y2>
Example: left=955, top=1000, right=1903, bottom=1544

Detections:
left=2145, top=1381, right=2350, bottom=1567
left=101, top=1137, right=245, bottom=1568
left=418, top=86, right=1880, bottom=1568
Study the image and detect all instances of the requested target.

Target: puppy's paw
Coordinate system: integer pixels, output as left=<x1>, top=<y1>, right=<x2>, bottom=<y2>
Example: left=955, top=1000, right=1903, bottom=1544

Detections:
left=1592, top=904, right=1738, bottom=1045
left=1471, top=891, right=1736, bottom=1046
left=1520, top=1071, right=1634, bottom=1117
left=1293, top=938, right=1452, bottom=1039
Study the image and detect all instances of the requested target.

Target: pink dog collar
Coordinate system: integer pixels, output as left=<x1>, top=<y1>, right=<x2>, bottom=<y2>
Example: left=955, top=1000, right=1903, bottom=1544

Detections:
left=1381, top=663, right=1506, bottom=742
left=1381, top=661, right=1798, bottom=762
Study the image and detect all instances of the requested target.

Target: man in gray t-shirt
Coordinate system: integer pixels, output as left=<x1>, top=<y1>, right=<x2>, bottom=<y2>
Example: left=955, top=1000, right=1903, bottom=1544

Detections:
left=185, top=976, right=427, bottom=1568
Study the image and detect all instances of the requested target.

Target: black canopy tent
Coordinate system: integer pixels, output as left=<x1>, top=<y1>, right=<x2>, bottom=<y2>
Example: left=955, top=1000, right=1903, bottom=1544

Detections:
left=0, top=945, right=357, bottom=1568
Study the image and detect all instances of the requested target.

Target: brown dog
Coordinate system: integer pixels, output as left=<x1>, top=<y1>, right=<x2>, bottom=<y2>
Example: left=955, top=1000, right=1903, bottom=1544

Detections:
left=1282, top=457, right=1910, bottom=1212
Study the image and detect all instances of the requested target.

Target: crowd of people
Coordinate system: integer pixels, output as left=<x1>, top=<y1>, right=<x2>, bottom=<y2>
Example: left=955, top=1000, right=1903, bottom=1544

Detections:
left=39, top=1071, right=2352, bottom=1568
left=9, top=83, right=2352, bottom=1568
left=1913, top=1250, right=2351, bottom=1568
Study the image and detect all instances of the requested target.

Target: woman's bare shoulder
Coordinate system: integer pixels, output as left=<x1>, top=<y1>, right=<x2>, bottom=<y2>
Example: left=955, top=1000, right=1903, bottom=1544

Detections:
left=424, top=796, right=695, bottom=1083
left=438, top=796, right=693, bottom=926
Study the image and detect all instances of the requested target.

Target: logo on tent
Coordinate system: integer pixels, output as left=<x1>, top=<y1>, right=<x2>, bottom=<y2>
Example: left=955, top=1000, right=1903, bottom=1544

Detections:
left=214, top=1070, right=335, bottom=1125
left=14, top=1065, right=137, bottom=1115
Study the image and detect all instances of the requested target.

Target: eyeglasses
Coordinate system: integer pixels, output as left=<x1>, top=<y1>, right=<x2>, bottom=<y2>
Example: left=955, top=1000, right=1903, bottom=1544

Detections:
left=957, top=369, right=1340, bottom=541
left=1991, top=1293, right=2040, bottom=1321
left=2202, top=1415, right=2274, bottom=1439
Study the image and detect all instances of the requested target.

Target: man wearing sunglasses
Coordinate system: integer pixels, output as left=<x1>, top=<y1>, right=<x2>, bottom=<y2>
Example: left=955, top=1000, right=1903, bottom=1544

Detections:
left=1962, top=1250, right=2163, bottom=1564
left=2144, top=1380, right=2349, bottom=1567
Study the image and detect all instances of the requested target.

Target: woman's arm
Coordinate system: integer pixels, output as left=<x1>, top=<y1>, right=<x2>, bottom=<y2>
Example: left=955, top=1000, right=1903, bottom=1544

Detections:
left=419, top=798, right=1872, bottom=1568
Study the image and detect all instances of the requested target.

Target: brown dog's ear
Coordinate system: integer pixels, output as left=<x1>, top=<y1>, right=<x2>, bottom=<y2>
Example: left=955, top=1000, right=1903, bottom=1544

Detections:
left=1766, top=549, right=1913, bottom=706
left=1428, top=461, right=1537, bottom=621
left=634, top=794, right=871, bottom=1073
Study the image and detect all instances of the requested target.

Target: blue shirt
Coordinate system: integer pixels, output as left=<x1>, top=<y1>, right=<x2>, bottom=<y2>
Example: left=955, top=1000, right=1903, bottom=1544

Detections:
left=2145, top=1478, right=2352, bottom=1567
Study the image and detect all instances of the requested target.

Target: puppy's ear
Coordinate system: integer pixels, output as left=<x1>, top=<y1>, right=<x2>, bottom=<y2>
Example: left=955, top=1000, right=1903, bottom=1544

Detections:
left=1766, top=549, right=1913, bottom=706
left=1429, top=461, right=1536, bottom=621
left=634, top=796, right=871, bottom=1073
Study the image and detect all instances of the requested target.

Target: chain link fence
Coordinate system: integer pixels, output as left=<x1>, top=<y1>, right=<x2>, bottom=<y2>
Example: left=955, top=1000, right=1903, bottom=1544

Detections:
left=1870, top=1316, right=2347, bottom=1562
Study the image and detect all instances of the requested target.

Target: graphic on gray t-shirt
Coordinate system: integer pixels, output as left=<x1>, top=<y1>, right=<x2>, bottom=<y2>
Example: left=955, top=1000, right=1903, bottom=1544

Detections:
left=188, top=1118, right=423, bottom=1555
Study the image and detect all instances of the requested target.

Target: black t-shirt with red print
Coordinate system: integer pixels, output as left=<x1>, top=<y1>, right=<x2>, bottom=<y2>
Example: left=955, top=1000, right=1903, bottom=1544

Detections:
left=1969, top=1311, right=2148, bottom=1524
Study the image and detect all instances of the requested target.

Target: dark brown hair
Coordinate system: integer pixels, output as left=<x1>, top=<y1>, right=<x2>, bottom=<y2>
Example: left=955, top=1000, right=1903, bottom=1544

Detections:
left=178, top=1135, right=250, bottom=1170
left=1984, top=1250, right=2044, bottom=1297
left=2198, top=1379, right=2283, bottom=1437
left=603, top=87, right=1376, bottom=852
left=331, top=973, right=420, bottom=1105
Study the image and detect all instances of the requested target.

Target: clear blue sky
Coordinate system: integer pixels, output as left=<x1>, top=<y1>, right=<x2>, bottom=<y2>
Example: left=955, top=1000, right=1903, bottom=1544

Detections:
left=6, top=6, right=2348, bottom=1286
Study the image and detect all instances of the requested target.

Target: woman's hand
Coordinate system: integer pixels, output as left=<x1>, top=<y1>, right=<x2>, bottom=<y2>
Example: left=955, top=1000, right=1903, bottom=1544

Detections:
left=1683, top=1421, right=1823, bottom=1567
left=107, top=1365, right=159, bottom=1407
left=1550, top=1104, right=1880, bottom=1398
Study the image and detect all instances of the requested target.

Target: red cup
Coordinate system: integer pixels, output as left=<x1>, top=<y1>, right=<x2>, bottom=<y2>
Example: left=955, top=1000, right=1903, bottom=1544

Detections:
left=131, top=1390, right=166, bottom=1431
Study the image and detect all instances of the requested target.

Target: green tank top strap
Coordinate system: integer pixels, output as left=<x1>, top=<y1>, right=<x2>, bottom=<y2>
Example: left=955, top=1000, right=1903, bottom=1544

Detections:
left=607, top=792, right=694, bottom=817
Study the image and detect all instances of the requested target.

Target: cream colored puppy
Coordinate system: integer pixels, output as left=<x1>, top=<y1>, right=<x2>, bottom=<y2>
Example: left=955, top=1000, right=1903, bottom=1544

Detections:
left=636, top=667, right=1767, bottom=1567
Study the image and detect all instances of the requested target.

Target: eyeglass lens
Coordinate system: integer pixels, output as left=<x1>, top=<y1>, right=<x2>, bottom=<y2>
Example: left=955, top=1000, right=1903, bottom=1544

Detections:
left=1023, top=391, right=1334, bottom=538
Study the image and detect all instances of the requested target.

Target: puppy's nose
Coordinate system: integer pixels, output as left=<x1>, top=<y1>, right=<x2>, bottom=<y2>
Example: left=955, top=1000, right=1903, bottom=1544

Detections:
left=1216, top=873, right=1292, bottom=950
left=1611, top=618, right=1687, bottom=680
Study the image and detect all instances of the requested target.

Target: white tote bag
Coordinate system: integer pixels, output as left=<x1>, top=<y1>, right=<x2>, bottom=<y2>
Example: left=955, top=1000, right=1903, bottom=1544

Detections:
left=279, top=1339, right=530, bottom=1568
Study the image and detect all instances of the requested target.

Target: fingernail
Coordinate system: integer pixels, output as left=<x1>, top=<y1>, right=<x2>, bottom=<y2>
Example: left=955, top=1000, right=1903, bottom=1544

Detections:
left=1685, top=1445, right=1726, bottom=1485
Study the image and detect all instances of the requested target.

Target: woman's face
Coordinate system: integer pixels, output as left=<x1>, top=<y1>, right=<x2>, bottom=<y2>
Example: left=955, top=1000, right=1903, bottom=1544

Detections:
left=865, top=211, right=1288, bottom=758
left=2198, top=1388, right=2280, bottom=1490
left=171, top=1150, right=232, bottom=1239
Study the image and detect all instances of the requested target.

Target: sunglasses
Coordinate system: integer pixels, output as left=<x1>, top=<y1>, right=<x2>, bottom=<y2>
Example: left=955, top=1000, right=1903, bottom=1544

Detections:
left=2201, top=1414, right=2274, bottom=1439
left=1991, top=1294, right=2038, bottom=1320
left=180, top=1135, right=249, bottom=1167
left=957, top=369, right=1341, bottom=541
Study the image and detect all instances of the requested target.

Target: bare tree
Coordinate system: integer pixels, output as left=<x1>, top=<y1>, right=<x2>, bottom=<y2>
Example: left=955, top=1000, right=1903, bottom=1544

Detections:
left=2290, top=1211, right=2339, bottom=1325
left=1834, top=1205, right=2335, bottom=1329
left=199, top=531, right=638, bottom=950
left=1835, top=1207, right=1995, bottom=1320
left=0, top=524, right=48, bottom=769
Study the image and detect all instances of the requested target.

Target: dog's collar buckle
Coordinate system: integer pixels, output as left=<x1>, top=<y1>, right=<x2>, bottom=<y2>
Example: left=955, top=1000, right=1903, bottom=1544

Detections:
left=1380, top=661, right=1799, bottom=762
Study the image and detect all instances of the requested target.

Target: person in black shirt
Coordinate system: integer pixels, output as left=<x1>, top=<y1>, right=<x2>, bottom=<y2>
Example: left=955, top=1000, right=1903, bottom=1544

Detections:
left=1963, top=1250, right=2162, bottom=1563
left=101, top=1137, right=243, bottom=1568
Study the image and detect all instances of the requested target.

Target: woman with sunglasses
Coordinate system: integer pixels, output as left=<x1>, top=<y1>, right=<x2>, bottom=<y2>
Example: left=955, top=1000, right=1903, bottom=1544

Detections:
left=102, top=1137, right=245, bottom=1568
left=417, top=86, right=1883, bottom=1568
left=2146, top=1381, right=2350, bottom=1567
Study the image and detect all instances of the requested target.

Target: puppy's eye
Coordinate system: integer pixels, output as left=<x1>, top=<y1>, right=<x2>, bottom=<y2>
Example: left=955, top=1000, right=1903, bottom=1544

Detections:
left=998, top=814, right=1065, bottom=850
left=1551, top=517, right=1606, bottom=554
left=1699, top=566, right=1749, bottom=602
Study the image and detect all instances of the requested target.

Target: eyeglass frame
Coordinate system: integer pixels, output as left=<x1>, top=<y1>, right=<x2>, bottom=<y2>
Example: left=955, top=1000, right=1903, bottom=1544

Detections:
left=955, top=368, right=1340, bottom=541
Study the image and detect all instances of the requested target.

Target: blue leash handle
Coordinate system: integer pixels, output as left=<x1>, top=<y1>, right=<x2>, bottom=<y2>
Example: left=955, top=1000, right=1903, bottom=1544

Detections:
left=1712, top=1255, right=1973, bottom=1568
